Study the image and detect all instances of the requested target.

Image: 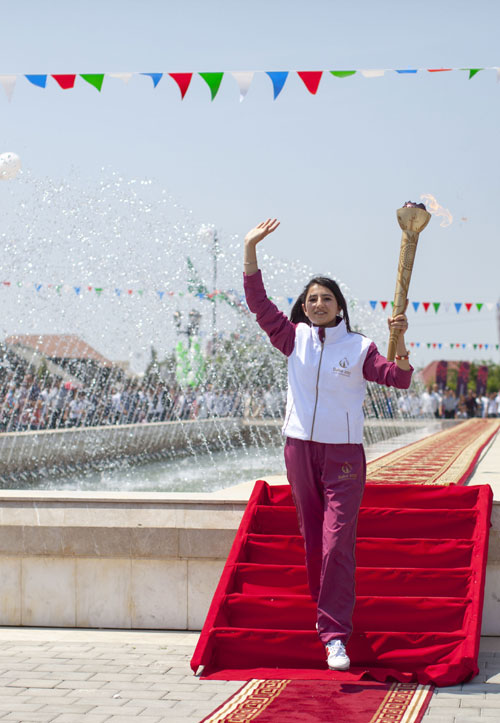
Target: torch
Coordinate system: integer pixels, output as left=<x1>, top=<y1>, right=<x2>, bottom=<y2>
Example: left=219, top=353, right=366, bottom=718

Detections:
left=387, top=202, right=431, bottom=361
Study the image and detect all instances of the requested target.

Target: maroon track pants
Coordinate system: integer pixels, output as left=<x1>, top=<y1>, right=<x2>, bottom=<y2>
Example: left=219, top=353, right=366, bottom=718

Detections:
left=284, top=437, right=366, bottom=645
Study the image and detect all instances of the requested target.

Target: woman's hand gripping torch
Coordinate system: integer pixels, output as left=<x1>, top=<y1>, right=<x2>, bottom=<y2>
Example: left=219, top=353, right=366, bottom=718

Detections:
left=387, top=202, right=431, bottom=362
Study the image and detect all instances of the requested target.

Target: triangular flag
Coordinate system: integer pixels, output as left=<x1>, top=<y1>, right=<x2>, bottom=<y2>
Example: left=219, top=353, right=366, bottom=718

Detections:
left=427, top=68, right=453, bottom=72
left=465, top=68, right=483, bottom=79
left=115, top=288, right=122, bottom=296
left=25, top=74, right=47, bottom=88
left=108, top=73, right=133, bottom=84
left=410, top=342, right=415, bottom=347
left=360, top=69, right=385, bottom=78
left=486, top=302, right=494, bottom=311
left=427, top=343, right=431, bottom=348
left=127, top=289, right=133, bottom=295
left=52, top=74, right=76, bottom=89
left=473, top=344, right=477, bottom=349
left=95, top=288, right=103, bottom=296
left=416, top=342, right=420, bottom=348
left=297, top=71, right=323, bottom=94
left=462, top=344, right=466, bottom=349
left=454, top=302, right=462, bottom=313
left=287, top=297, right=294, bottom=305
left=199, top=72, right=224, bottom=100
left=485, top=344, right=489, bottom=349
left=443, top=302, right=451, bottom=312
left=432, top=343, right=437, bottom=348
left=80, top=74, right=104, bottom=92
left=2, top=281, right=10, bottom=286
left=449, top=343, right=454, bottom=349
left=34, top=284, right=42, bottom=292
left=73, top=287, right=81, bottom=295
left=476, top=303, right=483, bottom=311
left=465, top=303, right=473, bottom=311
left=330, top=70, right=356, bottom=78
left=157, top=291, right=165, bottom=300
left=438, top=343, right=442, bottom=349
left=496, top=345, right=499, bottom=350
left=412, top=301, right=420, bottom=312
left=395, top=69, right=418, bottom=74
left=138, top=290, right=144, bottom=296
left=369, top=300, right=377, bottom=309
left=0, top=75, right=16, bottom=101
left=141, top=73, right=163, bottom=87
left=433, top=302, right=440, bottom=313
left=390, top=301, right=394, bottom=308
left=231, top=71, right=254, bottom=101
left=380, top=301, right=388, bottom=309
left=168, top=73, right=193, bottom=99
left=266, top=71, right=288, bottom=99
left=423, top=302, right=430, bottom=312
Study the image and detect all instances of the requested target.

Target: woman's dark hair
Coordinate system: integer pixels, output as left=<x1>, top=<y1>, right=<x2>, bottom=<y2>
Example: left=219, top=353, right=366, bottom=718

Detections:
left=290, top=276, right=353, bottom=332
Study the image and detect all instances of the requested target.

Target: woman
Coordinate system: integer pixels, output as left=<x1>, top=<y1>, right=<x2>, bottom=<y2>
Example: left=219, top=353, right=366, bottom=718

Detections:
left=244, top=218, right=413, bottom=671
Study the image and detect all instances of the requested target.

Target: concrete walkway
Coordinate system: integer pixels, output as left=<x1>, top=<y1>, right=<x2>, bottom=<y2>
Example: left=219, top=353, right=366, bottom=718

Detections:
left=0, top=425, right=497, bottom=722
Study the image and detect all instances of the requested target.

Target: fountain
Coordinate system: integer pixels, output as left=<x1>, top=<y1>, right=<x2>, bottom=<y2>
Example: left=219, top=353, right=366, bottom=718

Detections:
left=0, top=170, right=436, bottom=492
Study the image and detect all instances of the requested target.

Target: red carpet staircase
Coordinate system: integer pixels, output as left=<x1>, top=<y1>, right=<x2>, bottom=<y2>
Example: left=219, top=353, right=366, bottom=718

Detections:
left=191, top=480, right=492, bottom=686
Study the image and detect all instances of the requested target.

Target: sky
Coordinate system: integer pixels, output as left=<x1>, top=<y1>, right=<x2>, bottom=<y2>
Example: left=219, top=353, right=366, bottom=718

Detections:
left=0, top=0, right=499, bottom=372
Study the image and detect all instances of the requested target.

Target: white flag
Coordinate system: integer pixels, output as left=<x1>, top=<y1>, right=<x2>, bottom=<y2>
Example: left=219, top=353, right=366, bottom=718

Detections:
left=360, top=69, right=385, bottom=78
left=0, top=75, right=17, bottom=101
left=231, top=71, right=254, bottom=101
left=108, top=72, right=133, bottom=84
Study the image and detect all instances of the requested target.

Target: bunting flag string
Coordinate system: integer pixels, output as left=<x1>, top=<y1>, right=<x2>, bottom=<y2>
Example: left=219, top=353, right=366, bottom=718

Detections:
left=408, top=342, right=499, bottom=351
left=1, top=66, right=499, bottom=101
left=0, top=280, right=499, bottom=312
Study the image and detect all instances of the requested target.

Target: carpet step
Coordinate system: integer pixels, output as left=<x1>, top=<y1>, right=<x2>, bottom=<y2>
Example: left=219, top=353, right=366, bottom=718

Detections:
left=244, top=534, right=474, bottom=567
left=217, top=593, right=470, bottom=633
left=232, top=563, right=473, bottom=598
left=207, top=628, right=467, bottom=673
left=252, top=505, right=478, bottom=539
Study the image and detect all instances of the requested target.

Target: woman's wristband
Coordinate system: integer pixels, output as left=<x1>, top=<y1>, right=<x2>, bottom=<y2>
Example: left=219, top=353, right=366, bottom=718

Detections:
left=395, top=351, right=410, bottom=361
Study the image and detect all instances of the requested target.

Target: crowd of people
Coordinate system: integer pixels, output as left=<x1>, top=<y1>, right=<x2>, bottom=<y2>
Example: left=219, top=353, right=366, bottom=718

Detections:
left=0, top=371, right=248, bottom=433
left=407, top=384, right=500, bottom=419
left=0, top=367, right=498, bottom=434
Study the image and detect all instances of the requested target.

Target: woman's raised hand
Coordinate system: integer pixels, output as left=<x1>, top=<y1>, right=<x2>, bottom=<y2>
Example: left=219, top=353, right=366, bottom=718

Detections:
left=244, top=219, right=280, bottom=246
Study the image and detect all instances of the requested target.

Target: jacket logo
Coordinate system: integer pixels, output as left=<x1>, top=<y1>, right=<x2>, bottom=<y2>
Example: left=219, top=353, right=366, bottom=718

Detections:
left=341, top=462, right=352, bottom=474
left=332, top=357, right=351, bottom=377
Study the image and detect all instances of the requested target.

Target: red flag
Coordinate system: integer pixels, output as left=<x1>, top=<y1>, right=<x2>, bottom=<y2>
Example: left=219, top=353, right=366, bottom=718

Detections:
left=422, top=302, right=430, bottom=312
left=52, top=74, right=76, bottom=89
left=297, top=71, right=323, bottom=94
left=380, top=301, right=388, bottom=309
left=169, top=73, right=192, bottom=99
left=465, top=303, right=473, bottom=312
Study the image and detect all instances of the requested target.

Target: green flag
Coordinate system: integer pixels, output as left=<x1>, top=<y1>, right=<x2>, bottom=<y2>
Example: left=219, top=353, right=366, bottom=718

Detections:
left=80, top=74, right=105, bottom=91
left=199, top=72, right=224, bottom=100
left=330, top=70, right=356, bottom=78
left=433, top=302, right=440, bottom=313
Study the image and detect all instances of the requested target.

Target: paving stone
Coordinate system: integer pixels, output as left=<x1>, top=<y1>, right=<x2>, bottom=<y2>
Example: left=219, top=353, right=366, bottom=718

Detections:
left=50, top=717, right=110, bottom=723
left=89, top=706, right=145, bottom=716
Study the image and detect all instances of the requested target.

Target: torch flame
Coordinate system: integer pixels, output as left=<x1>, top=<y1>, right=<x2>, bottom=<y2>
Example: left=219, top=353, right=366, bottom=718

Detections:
left=420, top=193, right=453, bottom=227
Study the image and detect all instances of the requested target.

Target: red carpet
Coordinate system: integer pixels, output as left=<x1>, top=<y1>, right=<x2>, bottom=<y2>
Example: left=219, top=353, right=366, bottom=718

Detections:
left=201, top=679, right=433, bottom=723
left=191, top=421, right=496, bottom=690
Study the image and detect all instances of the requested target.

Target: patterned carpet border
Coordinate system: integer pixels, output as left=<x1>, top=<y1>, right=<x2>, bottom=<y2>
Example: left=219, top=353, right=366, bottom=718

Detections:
left=201, top=679, right=434, bottom=723
left=366, top=418, right=500, bottom=485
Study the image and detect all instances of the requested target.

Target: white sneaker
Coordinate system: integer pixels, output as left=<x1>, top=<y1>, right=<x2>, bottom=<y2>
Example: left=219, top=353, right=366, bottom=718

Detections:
left=326, top=639, right=350, bottom=671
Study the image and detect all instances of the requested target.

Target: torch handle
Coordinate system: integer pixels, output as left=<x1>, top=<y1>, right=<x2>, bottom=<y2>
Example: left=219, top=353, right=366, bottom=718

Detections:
left=386, top=228, right=419, bottom=362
